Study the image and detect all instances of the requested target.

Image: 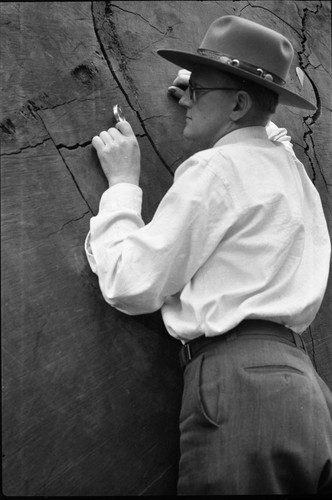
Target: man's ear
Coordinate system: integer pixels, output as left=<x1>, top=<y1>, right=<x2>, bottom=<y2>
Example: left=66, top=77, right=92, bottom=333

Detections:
left=231, top=90, right=253, bottom=122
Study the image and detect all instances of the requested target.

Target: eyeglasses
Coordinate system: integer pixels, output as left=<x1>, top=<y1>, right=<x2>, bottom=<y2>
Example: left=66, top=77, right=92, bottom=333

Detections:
left=188, top=81, right=241, bottom=103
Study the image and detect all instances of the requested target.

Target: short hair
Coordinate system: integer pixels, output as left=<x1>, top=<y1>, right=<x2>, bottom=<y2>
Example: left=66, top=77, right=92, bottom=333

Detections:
left=240, top=78, right=279, bottom=115
left=218, top=70, right=279, bottom=116
left=220, top=74, right=279, bottom=118
left=204, top=66, right=279, bottom=117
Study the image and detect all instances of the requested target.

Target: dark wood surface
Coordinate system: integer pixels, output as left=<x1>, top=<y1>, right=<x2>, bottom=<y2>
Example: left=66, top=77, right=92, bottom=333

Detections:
left=1, top=1, right=331, bottom=495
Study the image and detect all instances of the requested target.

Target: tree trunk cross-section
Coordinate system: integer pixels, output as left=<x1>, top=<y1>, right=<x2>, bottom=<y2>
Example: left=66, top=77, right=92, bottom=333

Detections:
left=1, top=1, right=331, bottom=496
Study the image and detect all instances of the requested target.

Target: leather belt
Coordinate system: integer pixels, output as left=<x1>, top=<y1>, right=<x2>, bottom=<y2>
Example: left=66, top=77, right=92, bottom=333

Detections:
left=179, top=320, right=307, bottom=369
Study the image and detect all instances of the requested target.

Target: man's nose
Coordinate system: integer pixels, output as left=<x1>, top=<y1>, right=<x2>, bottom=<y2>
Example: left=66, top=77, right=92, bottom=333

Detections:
left=179, top=88, right=192, bottom=108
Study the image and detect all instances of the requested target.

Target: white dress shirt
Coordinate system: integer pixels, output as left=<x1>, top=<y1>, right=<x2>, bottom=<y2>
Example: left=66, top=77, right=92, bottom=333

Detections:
left=85, top=122, right=331, bottom=341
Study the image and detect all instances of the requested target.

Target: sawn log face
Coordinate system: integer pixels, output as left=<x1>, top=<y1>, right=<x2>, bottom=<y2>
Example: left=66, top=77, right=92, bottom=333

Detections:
left=1, top=1, right=331, bottom=496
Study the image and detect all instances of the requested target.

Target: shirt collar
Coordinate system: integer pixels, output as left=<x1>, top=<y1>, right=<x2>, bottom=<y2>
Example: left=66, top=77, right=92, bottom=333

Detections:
left=213, top=126, right=268, bottom=148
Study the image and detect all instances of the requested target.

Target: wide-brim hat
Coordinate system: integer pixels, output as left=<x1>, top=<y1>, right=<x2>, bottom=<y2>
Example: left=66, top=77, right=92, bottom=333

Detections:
left=157, top=15, right=316, bottom=110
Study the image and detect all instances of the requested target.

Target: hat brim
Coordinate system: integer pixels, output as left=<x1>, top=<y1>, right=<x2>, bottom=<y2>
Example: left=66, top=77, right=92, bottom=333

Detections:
left=157, top=49, right=316, bottom=111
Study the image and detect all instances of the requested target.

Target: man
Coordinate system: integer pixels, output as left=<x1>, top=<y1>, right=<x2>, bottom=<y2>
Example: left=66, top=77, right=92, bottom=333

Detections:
left=85, top=16, right=332, bottom=494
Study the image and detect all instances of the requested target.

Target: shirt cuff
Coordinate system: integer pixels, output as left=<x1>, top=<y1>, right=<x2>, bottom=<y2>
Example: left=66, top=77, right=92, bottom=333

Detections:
left=99, top=183, right=143, bottom=213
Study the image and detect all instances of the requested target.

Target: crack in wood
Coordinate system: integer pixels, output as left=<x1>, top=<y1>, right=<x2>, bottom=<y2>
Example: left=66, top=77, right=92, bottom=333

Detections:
left=29, top=109, right=96, bottom=215
left=1, top=137, right=52, bottom=156
left=3, top=97, right=96, bottom=215
left=241, top=1, right=325, bottom=187
left=0, top=118, right=16, bottom=134
left=91, top=1, right=174, bottom=177
left=46, top=211, right=91, bottom=238
left=111, top=1, right=182, bottom=48
left=111, top=2, right=167, bottom=35
left=245, top=1, right=302, bottom=37
left=297, top=3, right=325, bottom=186
left=57, top=140, right=92, bottom=151
left=45, top=96, right=97, bottom=111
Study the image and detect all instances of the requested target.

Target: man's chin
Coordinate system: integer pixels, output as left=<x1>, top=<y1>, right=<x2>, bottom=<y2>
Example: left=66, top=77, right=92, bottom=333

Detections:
left=183, top=126, right=195, bottom=141
left=182, top=129, right=206, bottom=153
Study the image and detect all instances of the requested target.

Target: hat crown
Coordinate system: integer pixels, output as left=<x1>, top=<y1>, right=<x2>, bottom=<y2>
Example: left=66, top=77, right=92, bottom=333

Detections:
left=200, top=16, right=294, bottom=81
left=157, top=14, right=316, bottom=110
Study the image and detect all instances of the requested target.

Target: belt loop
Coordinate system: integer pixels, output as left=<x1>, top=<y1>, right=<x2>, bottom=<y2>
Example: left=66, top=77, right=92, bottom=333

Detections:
left=292, top=331, right=307, bottom=352
left=184, top=343, right=192, bottom=362
left=179, top=343, right=192, bottom=369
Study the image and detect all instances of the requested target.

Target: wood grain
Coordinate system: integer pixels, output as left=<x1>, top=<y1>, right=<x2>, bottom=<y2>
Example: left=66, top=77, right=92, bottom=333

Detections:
left=1, top=1, right=331, bottom=495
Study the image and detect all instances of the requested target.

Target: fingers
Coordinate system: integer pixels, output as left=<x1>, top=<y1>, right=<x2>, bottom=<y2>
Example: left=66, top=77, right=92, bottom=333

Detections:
left=92, top=121, right=134, bottom=150
left=92, top=129, right=114, bottom=147
left=168, top=68, right=191, bottom=99
left=173, top=69, right=191, bottom=87
left=168, top=85, right=185, bottom=99
left=178, top=69, right=191, bottom=77
left=101, top=130, right=115, bottom=144
left=91, top=134, right=105, bottom=151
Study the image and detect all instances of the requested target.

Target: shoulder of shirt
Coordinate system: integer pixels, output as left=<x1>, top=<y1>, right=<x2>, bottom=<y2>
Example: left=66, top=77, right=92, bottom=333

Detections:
left=174, top=147, right=231, bottom=182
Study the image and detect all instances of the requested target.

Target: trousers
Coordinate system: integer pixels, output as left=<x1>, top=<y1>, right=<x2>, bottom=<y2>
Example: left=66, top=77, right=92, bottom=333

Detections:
left=177, top=330, right=332, bottom=495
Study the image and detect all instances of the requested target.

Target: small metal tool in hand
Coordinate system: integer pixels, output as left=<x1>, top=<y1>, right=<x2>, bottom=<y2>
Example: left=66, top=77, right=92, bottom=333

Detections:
left=113, top=104, right=126, bottom=123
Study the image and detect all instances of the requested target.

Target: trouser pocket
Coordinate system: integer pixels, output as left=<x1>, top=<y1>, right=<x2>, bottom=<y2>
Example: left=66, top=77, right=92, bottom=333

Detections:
left=197, top=352, right=227, bottom=427
left=243, top=364, right=305, bottom=375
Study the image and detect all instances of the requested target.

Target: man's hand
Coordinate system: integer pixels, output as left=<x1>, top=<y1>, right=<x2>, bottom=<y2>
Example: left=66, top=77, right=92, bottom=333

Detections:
left=168, top=69, right=191, bottom=99
left=92, top=121, right=141, bottom=187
